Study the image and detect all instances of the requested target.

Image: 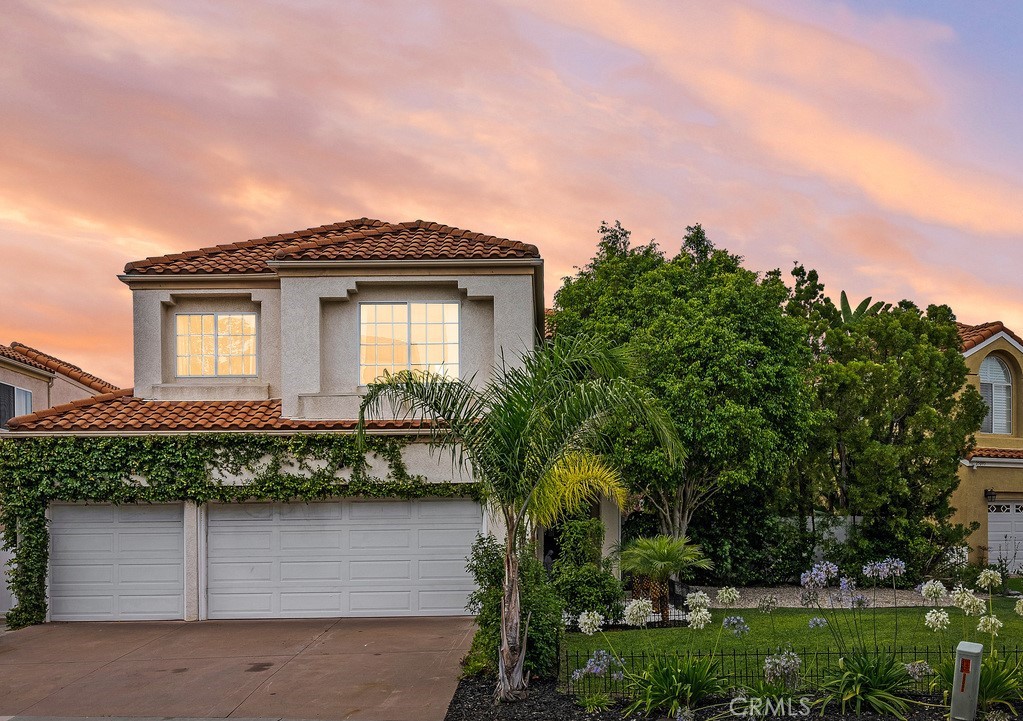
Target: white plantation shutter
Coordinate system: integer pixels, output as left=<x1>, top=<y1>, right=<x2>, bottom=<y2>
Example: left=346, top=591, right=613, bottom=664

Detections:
left=980, top=355, right=1012, bottom=434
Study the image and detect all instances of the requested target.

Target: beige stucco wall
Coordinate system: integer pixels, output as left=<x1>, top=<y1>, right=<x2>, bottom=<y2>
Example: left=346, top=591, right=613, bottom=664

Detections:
left=951, top=335, right=1023, bottom=561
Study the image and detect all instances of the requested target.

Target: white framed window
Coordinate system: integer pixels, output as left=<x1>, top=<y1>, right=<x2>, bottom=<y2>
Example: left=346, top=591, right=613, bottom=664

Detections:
left=175, top=313, right=257, bottom=377
left=980, top=355, right=1012, bottom=434
left=359, top=302, right=459, bottom=385
left=0, top=383, right=31, bottom=426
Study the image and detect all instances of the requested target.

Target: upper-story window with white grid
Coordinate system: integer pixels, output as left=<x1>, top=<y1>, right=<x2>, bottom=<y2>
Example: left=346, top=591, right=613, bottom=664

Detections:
left=359, top=302, right=459, bottom=385
left=175, top=313, right=257, bottom=377
left=980, top=354, right=1013, bottom=434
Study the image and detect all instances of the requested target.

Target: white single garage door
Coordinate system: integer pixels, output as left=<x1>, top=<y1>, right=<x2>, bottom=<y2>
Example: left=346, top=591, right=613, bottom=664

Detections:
left=988, top=501, right=1023, bottom=571
left=206, top=498, right=482, bottom=619
left=49, top=503, right=185, bottom=621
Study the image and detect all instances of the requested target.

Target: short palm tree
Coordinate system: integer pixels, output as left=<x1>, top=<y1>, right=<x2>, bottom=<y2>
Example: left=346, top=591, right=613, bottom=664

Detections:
left=619, top=535, right=712, bottom=623
left=358, top=335, right=681, bottom=701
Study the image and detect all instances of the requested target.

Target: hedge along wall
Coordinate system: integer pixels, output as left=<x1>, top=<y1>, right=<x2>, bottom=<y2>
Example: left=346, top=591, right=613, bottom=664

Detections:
left=0, top=434, right=481, bottom=628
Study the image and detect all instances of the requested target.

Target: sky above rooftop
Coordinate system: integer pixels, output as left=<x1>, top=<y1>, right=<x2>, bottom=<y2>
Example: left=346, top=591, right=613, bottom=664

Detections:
left=2, top=0, right=1021, bottom=387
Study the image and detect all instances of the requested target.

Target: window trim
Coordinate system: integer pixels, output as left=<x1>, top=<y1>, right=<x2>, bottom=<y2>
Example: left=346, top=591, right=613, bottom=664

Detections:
left=980, top=354, right=1013, bottom=435
left=357, top=300, right=461, bottom=386
left=0, top=381, right=32, bottom=425
left=174, top=311, right=260, bottom=379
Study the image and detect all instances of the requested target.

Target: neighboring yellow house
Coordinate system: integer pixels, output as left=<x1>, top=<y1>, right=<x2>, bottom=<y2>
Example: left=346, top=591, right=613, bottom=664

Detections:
left=953, top=321, right=1023, bottom=568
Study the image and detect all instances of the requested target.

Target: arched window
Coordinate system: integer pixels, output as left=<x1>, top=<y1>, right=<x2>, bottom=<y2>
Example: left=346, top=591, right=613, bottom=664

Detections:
left=980, top=355, right=1013, bottom=434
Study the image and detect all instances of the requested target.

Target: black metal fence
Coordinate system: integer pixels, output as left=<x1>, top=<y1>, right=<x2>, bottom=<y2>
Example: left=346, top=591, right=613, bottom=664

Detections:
left=562, top=645, right=1023, bottom=698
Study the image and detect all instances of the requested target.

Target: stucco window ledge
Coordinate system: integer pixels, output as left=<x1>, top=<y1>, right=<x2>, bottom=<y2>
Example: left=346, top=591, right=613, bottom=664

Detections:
left=153, top=383, right=271, bottom=401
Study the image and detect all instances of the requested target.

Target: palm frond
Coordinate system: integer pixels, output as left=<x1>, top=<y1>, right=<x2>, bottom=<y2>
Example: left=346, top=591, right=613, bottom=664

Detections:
left=528, top=451, right=626, bottom=528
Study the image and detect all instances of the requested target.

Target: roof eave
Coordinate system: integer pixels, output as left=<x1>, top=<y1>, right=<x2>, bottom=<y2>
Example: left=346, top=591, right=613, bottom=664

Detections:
left=266, top=258, right=543, bottom=271
left=0, top=356, right=54, bottom=381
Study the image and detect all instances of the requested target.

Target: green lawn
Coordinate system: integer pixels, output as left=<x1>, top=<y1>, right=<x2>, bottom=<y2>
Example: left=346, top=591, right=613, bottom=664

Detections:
left=566, top=597, right=1023, bottom=657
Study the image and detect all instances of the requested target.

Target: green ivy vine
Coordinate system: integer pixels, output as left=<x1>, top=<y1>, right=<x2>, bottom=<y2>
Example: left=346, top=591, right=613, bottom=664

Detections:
left=0, top=434, right=480, bottom=628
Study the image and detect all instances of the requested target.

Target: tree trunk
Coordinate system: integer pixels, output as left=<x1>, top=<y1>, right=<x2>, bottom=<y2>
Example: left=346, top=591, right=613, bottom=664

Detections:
left=496, top=525, right=529, bottom=702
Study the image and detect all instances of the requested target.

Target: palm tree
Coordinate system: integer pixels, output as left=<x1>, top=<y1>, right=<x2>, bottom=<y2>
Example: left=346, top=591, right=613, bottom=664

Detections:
left=358, top=335, right=681, bottom=701
left=619, top=535, right=712, bottom=623
left=839, top=290, right=888, bottom=324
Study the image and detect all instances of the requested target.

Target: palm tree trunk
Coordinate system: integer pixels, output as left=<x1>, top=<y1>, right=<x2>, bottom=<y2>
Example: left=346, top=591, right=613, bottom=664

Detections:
left=496, top=527, right=529, bottom=701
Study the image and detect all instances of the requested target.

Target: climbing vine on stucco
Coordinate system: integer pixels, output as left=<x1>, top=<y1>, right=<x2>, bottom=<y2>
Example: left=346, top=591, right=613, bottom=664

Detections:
left=0, top=434, right=481, bottom=628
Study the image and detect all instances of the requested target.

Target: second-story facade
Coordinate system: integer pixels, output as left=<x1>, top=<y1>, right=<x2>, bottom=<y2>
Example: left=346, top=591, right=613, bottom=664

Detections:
left=5, top=218, right=547, bottom=623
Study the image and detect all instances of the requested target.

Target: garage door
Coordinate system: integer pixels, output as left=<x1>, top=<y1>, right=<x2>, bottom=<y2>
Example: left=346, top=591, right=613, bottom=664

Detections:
left=206, top=498, right=482, bottom=619
left=987, top=501, right=1023, bottom=572
left=49, top=503, right=185, bottom=621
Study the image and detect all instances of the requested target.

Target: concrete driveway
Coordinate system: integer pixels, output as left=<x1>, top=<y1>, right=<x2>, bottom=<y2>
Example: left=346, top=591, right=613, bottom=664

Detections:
left=0, top=617, right=474, bottom=721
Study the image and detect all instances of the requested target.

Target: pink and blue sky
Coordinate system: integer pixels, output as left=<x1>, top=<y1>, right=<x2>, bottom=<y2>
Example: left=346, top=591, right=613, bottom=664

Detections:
left=2, top=1, right=1022, bottom=386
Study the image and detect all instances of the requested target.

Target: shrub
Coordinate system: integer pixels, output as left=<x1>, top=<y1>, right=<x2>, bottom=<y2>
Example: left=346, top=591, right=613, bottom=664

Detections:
left=818, top=649, right=913, bottom=719
left=463, top=535, right=564, bottom=678
left=624, top=654, right=726, bottom=717
left=553, top=562, right=625, bottom=622
left=553, top=518, right=606, bottom=572
left=933, top=653, right=1022, bottom=715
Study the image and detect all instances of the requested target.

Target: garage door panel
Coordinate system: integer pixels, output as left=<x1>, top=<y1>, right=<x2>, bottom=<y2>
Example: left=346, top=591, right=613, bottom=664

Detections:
left=207, top=499, right=481, bottom=619
left=209, top=531, right=272, bottom=551
left=53, top=532, right=115, bottom=555
left=349, top=501, right=412, bottom=520
left=350, top=590, right=411, bottom=612
left=349, top=559, right=411, bottom=581
left=419, top=590, right=473, bottom=613
left=419, top=528, right=479, bottom=548
left=215, top=504, right=274, bottom=521
left=280, top=561, right=342, bottom=582
left=280, top=530, right=342, bottom=550
left=280, top=592, right=342, bottom=613
left=419, top=558, right=471, bottom=580
left=49, top=503, right=185, bottom=621
left=350, top=529, right=410, bottom=549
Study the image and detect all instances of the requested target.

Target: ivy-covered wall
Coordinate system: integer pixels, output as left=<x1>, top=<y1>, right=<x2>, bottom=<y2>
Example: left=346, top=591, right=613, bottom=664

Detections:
left=0, top=433, right=481, bottom=628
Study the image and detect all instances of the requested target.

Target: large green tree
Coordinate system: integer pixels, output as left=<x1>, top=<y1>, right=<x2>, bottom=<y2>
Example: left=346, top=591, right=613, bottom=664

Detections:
left=358, top=335, right=678, bottom=701
left=552, top=222, right=814, bottom=542
left=787, top=271, right=987, bottom=576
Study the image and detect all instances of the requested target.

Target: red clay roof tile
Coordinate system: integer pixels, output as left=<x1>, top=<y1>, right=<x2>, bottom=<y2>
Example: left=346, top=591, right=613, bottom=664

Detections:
left=967, top=448, right=1023, bottom=460
left=1, top=342, right=119, bottom=393
left=5, top=390, right=424, bottom=434
left=957, top=321, right=1023, bottom=351
left=124, top=218, right=538, bottom=275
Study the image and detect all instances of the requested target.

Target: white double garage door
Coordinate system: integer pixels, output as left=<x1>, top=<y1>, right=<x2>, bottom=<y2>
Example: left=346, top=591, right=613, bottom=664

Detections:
left=48, top=499, right=482, bottom=621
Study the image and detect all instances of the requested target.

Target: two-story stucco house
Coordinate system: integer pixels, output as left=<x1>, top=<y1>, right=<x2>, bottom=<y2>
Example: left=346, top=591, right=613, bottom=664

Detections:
left=4, top=218, right=556, bottom=622
left=953, top=321, right=1023, bottom=569
left=1, top=341, right=119, bottom=616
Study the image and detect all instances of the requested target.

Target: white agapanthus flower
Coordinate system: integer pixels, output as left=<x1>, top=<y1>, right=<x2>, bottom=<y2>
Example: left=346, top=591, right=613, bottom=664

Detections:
left=687, top=606, right=712, bottom=630
left=686, top=591, right=711, bottom=609
left=920, top=580, right=947, bottom=601
left=978, top=615, right=1004, bottom=636
left=977, top=569, right=1003, bottom=590
left=717, top=586, right=741, bottom=607
left=578, top=610, right=604, bottom=636
left=951, top=585, right=986, bottom=616
left=1015, top=598, right=1023, bottom=617
left=924, top=609, right=950, bottom=631
left=624, top=598, right=654, bottom=627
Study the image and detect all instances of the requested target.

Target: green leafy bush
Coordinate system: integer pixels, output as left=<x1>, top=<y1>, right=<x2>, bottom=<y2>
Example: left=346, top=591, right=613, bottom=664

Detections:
left=577, top=691, right=612, bottom=712
left=553, top=562, right=625, bottom=621
left=463, top=535, right=564, bottom=678
left=624, top=654, right=726, bottom=717
left=554, top=518, right=606, bottom=571
left=817, top=649, right=913, bottom=719
left=933, top=653, right=1022, bottom=715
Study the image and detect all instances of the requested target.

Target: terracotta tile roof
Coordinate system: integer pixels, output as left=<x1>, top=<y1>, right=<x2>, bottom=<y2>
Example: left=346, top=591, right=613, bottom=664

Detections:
left=957, top=321, right=1023, bottom=351
left=124, top=218, right=538, bottom=275
left=124, top=218, right=386, bottom=275
left=274, top=220, right=539, bottom=262
left=966, top=448, right=1023, bottom=461
left=0, top=343, right=50, bottom=372
left=5, top=389, right=425, bottom=434
left=5, top=342, right=120, bottom=393
left=0, top=342, right=119, bottom=393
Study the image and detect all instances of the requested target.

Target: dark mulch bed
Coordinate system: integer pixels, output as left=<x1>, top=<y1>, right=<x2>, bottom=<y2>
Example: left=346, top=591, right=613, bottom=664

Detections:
left=445, top=677, right=974, bottom=720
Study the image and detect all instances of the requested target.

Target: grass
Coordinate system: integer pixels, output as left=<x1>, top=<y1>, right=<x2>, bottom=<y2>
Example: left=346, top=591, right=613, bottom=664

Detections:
left=566, top=596, right=1023, bottom=657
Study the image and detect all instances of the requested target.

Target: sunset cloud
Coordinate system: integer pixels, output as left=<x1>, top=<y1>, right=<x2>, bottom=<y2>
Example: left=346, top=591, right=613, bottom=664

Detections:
left=1, top=0, right=1021, bottom=385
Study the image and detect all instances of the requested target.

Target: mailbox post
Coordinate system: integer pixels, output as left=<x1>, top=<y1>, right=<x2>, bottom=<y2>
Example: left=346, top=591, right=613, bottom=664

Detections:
left=950, top=641, right=983, bottom=721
